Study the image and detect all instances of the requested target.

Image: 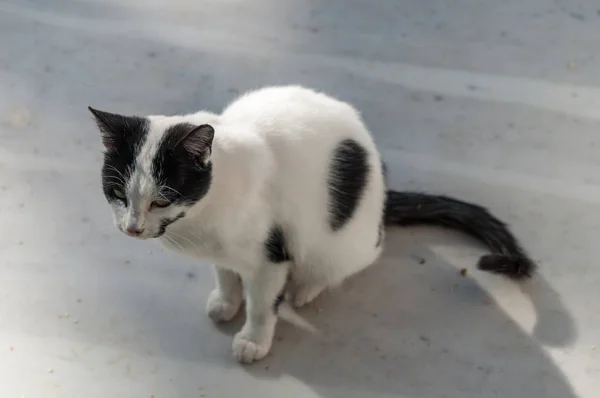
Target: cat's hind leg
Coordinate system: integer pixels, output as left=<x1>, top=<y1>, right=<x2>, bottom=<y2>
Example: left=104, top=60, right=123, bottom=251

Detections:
left=289, top=279, right=327, bottom=308
left=206, top=265, right=244, bottom=323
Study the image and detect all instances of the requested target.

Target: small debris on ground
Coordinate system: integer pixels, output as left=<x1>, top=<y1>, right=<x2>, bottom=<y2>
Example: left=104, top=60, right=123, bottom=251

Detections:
left=418, top=258, right=426, bottom=265
left=58, top=313, right=70, bottom=319
left=568, top=62, right=576, bottom=69
left=48, top=368, right=54, bottom=374
left=459, top=268, right=468, bottom=277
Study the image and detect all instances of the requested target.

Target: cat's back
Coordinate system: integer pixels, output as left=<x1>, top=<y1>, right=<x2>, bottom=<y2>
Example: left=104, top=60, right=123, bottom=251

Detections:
left=220, top=85, right=367, bottom=144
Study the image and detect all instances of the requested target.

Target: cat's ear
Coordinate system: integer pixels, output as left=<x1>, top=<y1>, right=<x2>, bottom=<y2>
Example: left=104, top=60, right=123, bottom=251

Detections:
left=175, top=124, right=215, bottom=162
left=88, top=107, right=144, bottom=151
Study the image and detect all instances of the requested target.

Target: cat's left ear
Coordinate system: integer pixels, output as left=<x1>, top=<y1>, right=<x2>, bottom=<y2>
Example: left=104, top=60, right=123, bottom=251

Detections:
left=175, top=124, right=215, bottom=162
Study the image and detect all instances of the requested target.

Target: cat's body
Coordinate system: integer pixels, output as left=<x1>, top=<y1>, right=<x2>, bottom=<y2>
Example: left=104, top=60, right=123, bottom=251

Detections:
left=90, top=85, right=535, bottom=364
left=160, top=87, right=385, bottom=287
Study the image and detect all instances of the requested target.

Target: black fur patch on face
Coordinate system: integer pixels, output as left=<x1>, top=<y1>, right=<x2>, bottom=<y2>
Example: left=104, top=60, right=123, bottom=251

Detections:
left=328, top=139, right=370, bottom=231
left=152, top=123, right=214, bottom=206
left=265, top=225, right=291, bottom=263
left=154, top=212, right=186, bottom=237
left=88, top=108, right=150, bottom=204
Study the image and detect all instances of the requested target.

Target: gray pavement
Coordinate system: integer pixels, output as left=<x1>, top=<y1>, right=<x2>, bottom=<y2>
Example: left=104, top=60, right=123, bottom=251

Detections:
left=0, top=1, right=598, bottom=397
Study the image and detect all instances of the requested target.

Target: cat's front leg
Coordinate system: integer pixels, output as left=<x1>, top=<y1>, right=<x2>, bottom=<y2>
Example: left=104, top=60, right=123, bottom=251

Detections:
left=206, top=266, right=243, bottom=323
left=233, top=263, right=289, bottom=364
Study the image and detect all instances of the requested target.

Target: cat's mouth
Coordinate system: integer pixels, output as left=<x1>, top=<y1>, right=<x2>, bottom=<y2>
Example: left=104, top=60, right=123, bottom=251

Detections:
left=116, top=212, right=186, bottom=240
left=153, top=212, right=186, bottom=238
left=118, top=226, right=154, bottom=240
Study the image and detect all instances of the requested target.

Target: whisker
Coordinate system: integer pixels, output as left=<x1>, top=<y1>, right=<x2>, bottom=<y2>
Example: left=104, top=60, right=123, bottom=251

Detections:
left=103, top=176, right=126, bottom=185
left=174, top=229, right=211, bottom=252
left=160, top=185, right=184, bottom=198
left=104, top=165, right=128, bottom=185
left=166, top=230, right=204, bottom=254
left=163, top=233, right=186, bottom=253
left=157, top=191, right=171, bottom=202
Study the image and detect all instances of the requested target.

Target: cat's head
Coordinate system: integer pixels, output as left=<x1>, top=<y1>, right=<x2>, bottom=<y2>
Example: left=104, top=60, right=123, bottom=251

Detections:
left=89, top=107, right=214, bottom=239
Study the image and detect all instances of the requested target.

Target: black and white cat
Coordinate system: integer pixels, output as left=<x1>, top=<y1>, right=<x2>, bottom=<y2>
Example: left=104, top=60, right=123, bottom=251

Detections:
left=89, top=85, right=535, bottom=363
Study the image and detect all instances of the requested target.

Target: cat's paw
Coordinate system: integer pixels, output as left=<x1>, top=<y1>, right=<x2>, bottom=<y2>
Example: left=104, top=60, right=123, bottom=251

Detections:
left=206, top=289, right=242, bottom=323
left=292, top=283, right=326, bottom=308
left=232, top=332, right=272, bottom=364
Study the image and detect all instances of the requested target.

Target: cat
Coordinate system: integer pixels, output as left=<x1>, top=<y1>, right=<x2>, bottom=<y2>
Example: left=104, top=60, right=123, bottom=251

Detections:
left=89, top=85, right=535, bottom=364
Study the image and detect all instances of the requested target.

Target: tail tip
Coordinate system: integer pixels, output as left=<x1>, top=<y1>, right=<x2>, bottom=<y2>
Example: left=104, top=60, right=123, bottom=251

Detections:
left=477, top=254, right=536, bottom=280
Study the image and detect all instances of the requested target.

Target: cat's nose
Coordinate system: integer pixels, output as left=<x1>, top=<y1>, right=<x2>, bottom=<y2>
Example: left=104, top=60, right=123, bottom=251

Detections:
left=125, top=227, right=144, bottom=237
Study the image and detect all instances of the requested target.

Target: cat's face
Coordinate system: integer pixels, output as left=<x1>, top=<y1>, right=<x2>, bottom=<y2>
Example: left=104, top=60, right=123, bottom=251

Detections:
left=89, top=108, right=214, bottom=240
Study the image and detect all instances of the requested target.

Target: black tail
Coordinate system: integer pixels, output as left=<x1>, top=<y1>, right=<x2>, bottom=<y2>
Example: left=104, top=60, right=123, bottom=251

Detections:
left=384, top=191, right=536, bottom=280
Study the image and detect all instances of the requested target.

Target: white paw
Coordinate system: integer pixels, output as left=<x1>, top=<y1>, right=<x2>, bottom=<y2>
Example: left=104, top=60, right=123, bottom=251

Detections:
left=206, top=289, right=241, bottom=323
left=232, top=332, right=272, bottom=364
left=293, top=283, right=325, bottom=308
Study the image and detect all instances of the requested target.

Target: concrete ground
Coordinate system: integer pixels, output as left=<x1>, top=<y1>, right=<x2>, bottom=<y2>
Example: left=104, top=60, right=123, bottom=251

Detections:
left=0, top=0, right=598, bottom=397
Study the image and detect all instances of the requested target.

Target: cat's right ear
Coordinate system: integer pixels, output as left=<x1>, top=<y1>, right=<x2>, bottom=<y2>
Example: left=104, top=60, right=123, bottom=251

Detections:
left=88, top=107, right=141, bottom=151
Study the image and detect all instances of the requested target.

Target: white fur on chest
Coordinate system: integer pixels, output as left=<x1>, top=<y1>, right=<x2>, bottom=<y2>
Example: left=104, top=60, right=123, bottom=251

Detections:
left=160, top=213, right=267, bottom=275
left=160, top=224, right=222, bottom=259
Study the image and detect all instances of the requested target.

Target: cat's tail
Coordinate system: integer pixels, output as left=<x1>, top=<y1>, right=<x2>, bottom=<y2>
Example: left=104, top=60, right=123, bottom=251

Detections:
left=278, top=302, right=320, bottom=336
left=384, top=191, right=536, bottom=280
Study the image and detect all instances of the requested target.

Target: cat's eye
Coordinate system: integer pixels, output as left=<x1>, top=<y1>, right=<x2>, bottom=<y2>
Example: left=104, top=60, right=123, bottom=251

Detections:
left=151, top=199, right=171, bottom=209
left=113, top=188, right=125, bottom=199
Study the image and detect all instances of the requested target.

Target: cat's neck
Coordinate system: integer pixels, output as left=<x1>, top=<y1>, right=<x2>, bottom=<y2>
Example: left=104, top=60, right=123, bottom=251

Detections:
left=184, top=120, right=271, bottom=223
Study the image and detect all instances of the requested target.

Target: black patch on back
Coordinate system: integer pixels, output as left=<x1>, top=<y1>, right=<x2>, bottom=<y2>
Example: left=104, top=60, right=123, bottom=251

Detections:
left=91, top=110, right=149, bottom=203
left=377, top=157, right=387, bottom=247
left=265, top=225, right=291, bottom=263
left=152, top=123, right=213, bottom=206
left=154, top=212, right=186, bottom=237
left=328, top=139, right=370, bottom=231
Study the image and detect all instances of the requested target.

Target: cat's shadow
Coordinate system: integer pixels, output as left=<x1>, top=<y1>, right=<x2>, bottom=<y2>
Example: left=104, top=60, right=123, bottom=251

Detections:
left=230, top=227, right=577, bottom=398
left=101, top=226, right=577, bottom=398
